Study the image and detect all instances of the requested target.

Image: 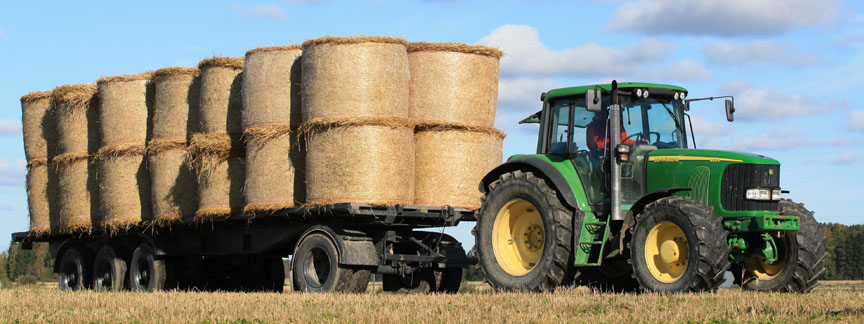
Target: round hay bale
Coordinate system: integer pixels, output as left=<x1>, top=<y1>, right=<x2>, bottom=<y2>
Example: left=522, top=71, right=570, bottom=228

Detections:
left=21, top=91, right=56, bottom=161
left=243, top=126, right=303, bottom=214
left=94, top=145, right=151, bottom=231
left=53, top=153, right=99, bottom=233
left=147, top=140, right=197, bottom=223
left=301, top=36, right=409, bottom=121
left=302, top=117, right=414, bottom=206
left=25, top=160, right=51, bottom=234
left=242, top=46, right=303, bottom=129
left=198, top=57, right=244, bottom=134
left=414, top=125, right=505, bottom=209
left=189, top=133, right=245, bottom=219
left=52, top=84, right=99, bottom=155
left=150, top=67, right=200, bottom=141
left=97, top=73, right=152, bottom=147
left=407, top=42, right=502, bottom=128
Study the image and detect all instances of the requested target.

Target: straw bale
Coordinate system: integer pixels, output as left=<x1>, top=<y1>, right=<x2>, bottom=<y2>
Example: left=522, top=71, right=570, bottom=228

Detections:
left=146, top=139, right=186, bottom=155
left=242, top=46, right=302, bottom=129
left=54, top=156, right=99, bottom=233
left=408, top=42, right=501, bottom=127
left=301, top=36, right=409, bottom=121
left=305, top=119, right=414, bottom=206
left=52, top=84, right=99, bottom=155
left=245, top=45, right=302, bottom=56
left=148, top=147, right=197, bottom=223
left=244, top=127, right=303, bottom=213
left=21, top=91, right=57, bottom=161
left=199, top=58, right=244, bottom=134
left=98, top=77, right=151, bottom=147
left=26, top=163, right=51, bottom=234
left=414, top=127, right=504, bottom=209
left=93, top=144, right=147, bottom=160
left=195, top=157, right=245, bottom=220
left=151, top=68, right=200, bottom=141
left=97, top=72, right=152, bottom=85
left=98, top=153, right=151, bottom=230
left=188, top=133, right=244, bottom=173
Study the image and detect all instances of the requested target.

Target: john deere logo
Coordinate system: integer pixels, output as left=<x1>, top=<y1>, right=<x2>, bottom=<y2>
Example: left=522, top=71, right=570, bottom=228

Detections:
left=769, top=169, right=774, bottom=176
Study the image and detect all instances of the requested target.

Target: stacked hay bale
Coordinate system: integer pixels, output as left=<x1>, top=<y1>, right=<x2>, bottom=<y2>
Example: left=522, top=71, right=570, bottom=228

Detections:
left=242, top=46, right=304, bottom=214
left=190, top=57, right=245, bottom=219
left=95, top=73, right=153, bottom=231
left=21, top=91, right=56, bottom=234
left=301, top=36, right=415, bottom=206
left=408, top=43, right=505, bottom=209
left=147, top=67, right=199, bottom=223
left=51, top=84, right=100, bottom=233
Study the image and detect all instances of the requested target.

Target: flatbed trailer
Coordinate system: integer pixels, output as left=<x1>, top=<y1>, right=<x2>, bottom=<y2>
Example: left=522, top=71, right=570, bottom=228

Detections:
left=11, top=203, right=477, bottom=293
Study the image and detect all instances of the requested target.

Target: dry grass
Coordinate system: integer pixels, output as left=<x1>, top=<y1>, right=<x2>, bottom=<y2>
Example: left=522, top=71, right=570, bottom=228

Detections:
left=1, top=282, right=863, bottom=323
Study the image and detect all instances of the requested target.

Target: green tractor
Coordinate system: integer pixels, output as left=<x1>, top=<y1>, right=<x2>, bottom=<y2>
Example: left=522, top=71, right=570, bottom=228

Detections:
left=475, top=81, right=826, bottom=293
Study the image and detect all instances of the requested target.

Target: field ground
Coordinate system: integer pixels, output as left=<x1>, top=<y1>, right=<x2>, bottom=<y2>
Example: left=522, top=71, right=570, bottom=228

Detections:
left=1, top=281, right=863, bottom=323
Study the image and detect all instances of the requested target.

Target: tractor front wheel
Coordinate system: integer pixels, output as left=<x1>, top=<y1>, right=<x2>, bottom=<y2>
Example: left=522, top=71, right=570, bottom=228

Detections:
left=630, top=196, right=730, bottom=293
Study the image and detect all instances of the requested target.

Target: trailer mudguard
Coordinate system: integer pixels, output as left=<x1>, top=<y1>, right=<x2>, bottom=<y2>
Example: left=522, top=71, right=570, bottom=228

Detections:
left=293, top=225, right=378, bottom=267
left=479, top=156, right=581, bottom=210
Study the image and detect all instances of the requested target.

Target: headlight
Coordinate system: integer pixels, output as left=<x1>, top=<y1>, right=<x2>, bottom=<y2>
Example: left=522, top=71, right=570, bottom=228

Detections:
left=635, top=89, right=642, bottom=97
left=745, top=188, right=771, bottom=201
left=642, top=89, right=650, bottom=98
left=680, top=92, right=686, bottom=99
left=771, top=189, right=782, bottom=201
left=674, top=92, right=680, bottom=100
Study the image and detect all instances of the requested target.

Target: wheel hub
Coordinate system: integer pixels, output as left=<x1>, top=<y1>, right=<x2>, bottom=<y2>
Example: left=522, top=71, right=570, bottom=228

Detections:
left=492, top=199, right=545, bottom=276
left=659, top=240, right=681, bottom=264
left=644, top=222, right=689, bottom=283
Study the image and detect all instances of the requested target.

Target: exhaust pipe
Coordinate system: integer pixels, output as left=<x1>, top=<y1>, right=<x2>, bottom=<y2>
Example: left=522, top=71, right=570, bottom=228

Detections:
left=610, top=81, right=623, bottom=221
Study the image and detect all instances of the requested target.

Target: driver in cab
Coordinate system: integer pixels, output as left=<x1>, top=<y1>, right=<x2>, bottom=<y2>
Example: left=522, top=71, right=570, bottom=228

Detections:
left=586, top=108, right=635, bottom=156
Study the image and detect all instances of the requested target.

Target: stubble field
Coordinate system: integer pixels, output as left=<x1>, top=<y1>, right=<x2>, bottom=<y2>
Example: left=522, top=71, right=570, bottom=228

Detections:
left=1, top=281, right=863, bottom=323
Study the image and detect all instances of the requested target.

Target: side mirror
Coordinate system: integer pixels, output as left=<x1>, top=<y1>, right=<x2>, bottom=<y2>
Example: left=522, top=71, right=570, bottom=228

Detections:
left=586, top=89, right=602, bottom=112
left=725, top=99, right=735, bottom=122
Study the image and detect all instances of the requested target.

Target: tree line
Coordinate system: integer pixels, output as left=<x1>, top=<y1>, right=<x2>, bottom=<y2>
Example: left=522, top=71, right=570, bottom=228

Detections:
left=3, top=223, right=864, bottom=286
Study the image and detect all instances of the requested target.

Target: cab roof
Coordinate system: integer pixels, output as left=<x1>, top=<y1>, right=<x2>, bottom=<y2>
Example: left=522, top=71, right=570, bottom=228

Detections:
left=545, top=82, right=687, bottom=100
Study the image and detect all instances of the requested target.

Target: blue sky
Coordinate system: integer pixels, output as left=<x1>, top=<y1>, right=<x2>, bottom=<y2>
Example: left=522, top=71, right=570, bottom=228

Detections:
left=1, top=0, right=863, bottom=252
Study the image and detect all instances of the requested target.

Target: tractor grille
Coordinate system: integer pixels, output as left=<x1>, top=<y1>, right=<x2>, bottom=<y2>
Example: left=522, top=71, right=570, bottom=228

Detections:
left=720, top=164, right=780, bottom=212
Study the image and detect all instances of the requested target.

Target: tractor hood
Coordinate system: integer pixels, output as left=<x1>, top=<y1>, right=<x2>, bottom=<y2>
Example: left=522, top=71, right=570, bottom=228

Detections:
left=646, top=149, right=779, bottom=165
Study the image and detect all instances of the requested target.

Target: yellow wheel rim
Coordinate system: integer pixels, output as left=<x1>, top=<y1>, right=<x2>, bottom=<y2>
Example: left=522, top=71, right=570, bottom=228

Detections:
left=644, top=221, right=689, bottom=283
left=492, top=199, right=545, bottom=276
left=745, top=237, right=787, bottom=280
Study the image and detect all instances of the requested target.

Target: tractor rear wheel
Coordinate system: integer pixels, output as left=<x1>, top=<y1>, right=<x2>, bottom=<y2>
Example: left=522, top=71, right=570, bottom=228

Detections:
left=630, top=196, right=730, bottom=293
left=734, top=200, right=826, bottom=292
left=476, top=170, right=573, bottom=292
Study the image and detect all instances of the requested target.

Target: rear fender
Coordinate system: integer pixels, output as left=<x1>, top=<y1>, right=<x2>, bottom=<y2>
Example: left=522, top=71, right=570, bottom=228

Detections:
left=479, top=157, right=583, bottom=211
left=619, top=188, right=692, bottom=249
left=292, top=225, right=378, bottom=268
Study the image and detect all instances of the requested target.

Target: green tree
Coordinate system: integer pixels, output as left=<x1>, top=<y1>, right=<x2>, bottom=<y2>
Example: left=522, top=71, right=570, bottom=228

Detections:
left=0, top=251, right=9, bottom=287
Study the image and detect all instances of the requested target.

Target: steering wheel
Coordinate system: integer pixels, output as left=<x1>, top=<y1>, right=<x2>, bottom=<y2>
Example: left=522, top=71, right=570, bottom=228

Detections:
left=647, top=132, right=661, bottom=144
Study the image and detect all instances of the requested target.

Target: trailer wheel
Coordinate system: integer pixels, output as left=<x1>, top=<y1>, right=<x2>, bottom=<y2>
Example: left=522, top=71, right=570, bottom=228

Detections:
left=433, top=267, right=463, bottom=293
left=92, top=246, right=128, bottom=291
left=58, top=247, right=94, bottom=291
left=129, top=243, right=169, bottom=292
left=292, top=232, right=365, bottom=293
left=629, top=196, right=730, bottom=293
left=382, top=270, right=434, bottom=293
left=735, top=200, right=826, bottom=292
left=476, top=170, right=573, bottom=292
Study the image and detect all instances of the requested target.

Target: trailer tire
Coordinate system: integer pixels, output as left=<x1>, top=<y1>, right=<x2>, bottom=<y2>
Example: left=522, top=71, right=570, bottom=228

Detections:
left=129, top=243, right=169, bottom=292
left=476, top=170, right=573, bottom=292
left=292, top=232, right=365, bottom=293
left=736, top=200, right=826, bottom=292
left=58, top=247, right=94, bottom=291
left=630, top=196, right=730, bottom=293
left=92, top=246, right=128, bottom=291
left=434, top=267, right=463, bottom=293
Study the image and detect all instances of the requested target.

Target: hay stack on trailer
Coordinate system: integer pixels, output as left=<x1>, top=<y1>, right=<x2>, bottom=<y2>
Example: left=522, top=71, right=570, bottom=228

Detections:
left=51, top=84, right=100, bottom=233
left=408, top=42, right=505, bottom=209
left=407, top=43, right=502, bottom=128
left=242, top=45, right=304, bottom=213
left=191, top=57, right=245, bottom=219
left=147, top=67, right=199, bottom=223
left=301, top=36, right=415, bottom=206
left=95, top=73, right=153, bottom=231
left=21, top=91, right=56, bottom=234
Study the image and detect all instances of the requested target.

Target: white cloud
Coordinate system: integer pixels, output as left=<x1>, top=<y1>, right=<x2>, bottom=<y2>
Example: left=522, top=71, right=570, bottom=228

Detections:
left=848, top=110, right=864, bottom=132
left=726, top=128, right=857, bottom=152
left=704, top=41, right=821, bottom=66
left=834, top=151, right=863, bottom=165
left=477, top=24, right=710, bottom=80
left=0, top=158, right=25, bottom=186
left=718, top=82, right=832, bottom=121
left=609, top=0, right=839, bottom=36
left=230, top=4, right=285, bottom=21
left=494, top=77, right=560, bottom=133
left=0, top=119, right=21, bottom=136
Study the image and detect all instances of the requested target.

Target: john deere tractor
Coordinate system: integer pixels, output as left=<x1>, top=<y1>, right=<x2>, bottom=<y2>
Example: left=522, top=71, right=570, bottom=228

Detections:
left=475, top=81, right=826, bottom=293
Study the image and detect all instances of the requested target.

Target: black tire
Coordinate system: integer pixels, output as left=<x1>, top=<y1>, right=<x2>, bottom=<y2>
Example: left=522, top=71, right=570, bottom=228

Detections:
left=630, top=196, right=730, bottom=293
left=129, top=243, right=169, bottom=292
left=92, top=246, right=128, bottom=291
left=58, top=247, right=94, bottom=291
left=383, top=270, right=434, bottom=294
left=575, top=259, right=640, bottom=293
left=292, top=232, right=368, bottom=293
left=476, top=170, right=573, bottom=292
left=433, top=268, right=463, bottom=293
left=735, top=199, right=826, bottom=292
